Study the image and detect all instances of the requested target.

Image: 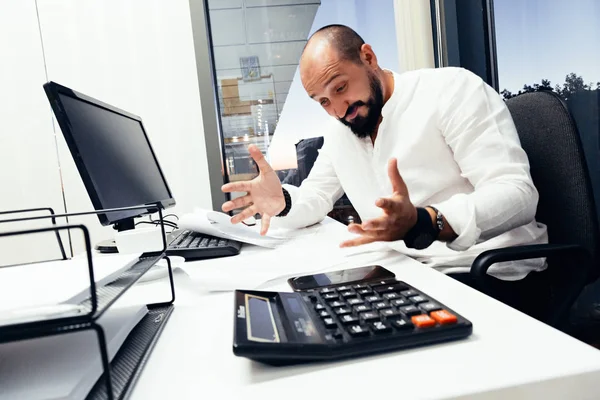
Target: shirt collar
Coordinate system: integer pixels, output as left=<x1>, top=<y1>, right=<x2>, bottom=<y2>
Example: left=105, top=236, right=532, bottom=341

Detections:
left=381, top=69, right=400, bottom=119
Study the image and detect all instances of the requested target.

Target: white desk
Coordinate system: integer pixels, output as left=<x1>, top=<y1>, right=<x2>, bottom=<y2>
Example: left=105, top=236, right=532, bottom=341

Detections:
left=124, top=220, right=600, bottom=400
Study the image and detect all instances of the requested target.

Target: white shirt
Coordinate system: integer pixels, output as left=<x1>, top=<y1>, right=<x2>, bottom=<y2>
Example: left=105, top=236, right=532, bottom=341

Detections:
left=273, top=67, right=548, bottom=280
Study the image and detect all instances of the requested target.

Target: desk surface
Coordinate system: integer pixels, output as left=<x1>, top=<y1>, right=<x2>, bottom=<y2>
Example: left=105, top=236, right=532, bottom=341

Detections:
left=123, top=220, right=600, bottom=400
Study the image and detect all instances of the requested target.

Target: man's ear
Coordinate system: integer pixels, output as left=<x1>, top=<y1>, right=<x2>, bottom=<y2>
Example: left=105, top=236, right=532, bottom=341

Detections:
left=360, top=44, right=378, bottom=69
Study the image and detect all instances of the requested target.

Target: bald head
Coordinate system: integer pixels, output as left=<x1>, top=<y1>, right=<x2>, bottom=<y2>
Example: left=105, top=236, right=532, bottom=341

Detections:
left=302, top=24, right=365, bottom=66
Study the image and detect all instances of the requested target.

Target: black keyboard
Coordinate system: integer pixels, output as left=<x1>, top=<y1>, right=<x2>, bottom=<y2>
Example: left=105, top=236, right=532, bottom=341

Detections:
left=166, top=230, right=242, bottom=261
left=233, top=277, right=472, bottom=365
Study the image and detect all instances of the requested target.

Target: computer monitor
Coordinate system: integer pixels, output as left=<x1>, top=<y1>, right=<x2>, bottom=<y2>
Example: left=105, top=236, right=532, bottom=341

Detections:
left=43, top=81, right=176, bottom=230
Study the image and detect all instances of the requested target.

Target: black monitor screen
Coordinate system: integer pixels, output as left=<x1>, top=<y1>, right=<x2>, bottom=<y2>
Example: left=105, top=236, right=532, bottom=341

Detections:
left=48, top=84, right=175, bottom=225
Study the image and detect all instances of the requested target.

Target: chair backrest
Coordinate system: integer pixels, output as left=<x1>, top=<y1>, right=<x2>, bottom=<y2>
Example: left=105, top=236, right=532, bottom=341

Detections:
left=505, top=91, right=600, bottom=280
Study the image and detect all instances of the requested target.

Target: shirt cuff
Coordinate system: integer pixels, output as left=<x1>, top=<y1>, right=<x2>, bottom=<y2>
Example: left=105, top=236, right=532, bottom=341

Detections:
left=431, top=193, right=481, bottom=251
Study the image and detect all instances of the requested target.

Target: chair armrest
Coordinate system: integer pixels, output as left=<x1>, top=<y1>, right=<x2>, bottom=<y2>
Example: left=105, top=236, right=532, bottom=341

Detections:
left=471, top=243, right=592, bottom=327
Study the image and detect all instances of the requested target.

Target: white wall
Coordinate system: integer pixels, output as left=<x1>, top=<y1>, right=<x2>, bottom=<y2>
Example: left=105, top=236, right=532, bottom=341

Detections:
left=0, top=0, right=68, bottom=266
left=1, top=0, right=212, bottom=259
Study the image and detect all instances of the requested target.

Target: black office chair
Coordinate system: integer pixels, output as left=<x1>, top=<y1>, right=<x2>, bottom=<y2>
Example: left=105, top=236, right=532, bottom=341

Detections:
left=456, top=91, right=600, bottom=331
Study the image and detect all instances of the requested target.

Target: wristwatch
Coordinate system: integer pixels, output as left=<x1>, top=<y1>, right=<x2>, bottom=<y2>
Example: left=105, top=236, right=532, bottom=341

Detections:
left=403, top=206, right=443, bottom=250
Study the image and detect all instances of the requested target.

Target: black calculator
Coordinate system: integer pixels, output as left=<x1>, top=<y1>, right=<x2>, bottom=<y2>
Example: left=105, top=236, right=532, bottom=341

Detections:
left=232, top=265, right=472, bottom=365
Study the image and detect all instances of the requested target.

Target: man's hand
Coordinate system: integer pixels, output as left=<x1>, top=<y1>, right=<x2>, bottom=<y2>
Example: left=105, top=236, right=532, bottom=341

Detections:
left=221, top=144, right=285, bottom=235
left=340, top=158, right=418, bottom=248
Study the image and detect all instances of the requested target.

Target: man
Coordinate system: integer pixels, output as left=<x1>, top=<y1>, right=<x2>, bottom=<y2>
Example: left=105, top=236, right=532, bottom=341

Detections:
left=221, top=24, right=548, bottom=281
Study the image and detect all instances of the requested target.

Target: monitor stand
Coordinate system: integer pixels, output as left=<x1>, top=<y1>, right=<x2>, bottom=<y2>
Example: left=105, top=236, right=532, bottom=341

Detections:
left=94, top=217, right=135, bottom=254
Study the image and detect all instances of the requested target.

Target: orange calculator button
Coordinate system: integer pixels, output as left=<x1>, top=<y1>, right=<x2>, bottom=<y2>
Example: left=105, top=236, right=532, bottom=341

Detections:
left=430, top=310, right=458, bottom=325
left=411, top=314, right=436, bottom=328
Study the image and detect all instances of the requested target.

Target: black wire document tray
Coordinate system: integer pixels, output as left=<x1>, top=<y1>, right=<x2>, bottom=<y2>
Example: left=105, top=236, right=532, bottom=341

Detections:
left=0, top=204, right=176, bottom=400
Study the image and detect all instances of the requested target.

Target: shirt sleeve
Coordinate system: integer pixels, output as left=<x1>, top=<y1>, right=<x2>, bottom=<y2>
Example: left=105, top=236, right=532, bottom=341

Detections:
left=270, top=139, right=344, bottom=229
left=431, top=68, right=539, bottom=251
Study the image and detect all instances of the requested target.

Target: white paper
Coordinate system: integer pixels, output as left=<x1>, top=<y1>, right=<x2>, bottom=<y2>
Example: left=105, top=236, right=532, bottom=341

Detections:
left=0, top=304, right=148, bottom=400
left=178, top=209, right=286, bottom=248
left=0, top=253, right=140, bottom=326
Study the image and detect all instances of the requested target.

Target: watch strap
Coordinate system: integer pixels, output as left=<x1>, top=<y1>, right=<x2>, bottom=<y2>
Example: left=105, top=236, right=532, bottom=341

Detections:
left=403, top=207, right=436, bottom=249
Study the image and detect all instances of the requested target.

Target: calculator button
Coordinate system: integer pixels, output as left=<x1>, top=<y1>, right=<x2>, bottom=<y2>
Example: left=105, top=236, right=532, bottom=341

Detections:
left=336, top=286, right=351, bottom=292
left=340, top=314, right=360, bottom=325
left=411, top=314, right=436, bottom=328
left=332, top=330, right=344, bottom=340
left=347, top=298, right=364, bottom=306
left=379, top=308, right=402, bottom=319
left=401, top=290, right=419, bottom=297
left=329, top=301, right=345, bottom=308
left=354, top=304, right=371, bottom=313
left=340, top=290, right=357, bottom=298
left=320, top=288, right=336, bottom=295
left=400, top=305, right=422, bottom=317
left=352, top=284, right=368, bottom=290
left=319, top=311, right=330, bottom=318
left=420, top=302, right=442, bottom=312
left=430, top=310, right=458, bottom=325
left=390, top=298, right=410, bottom=307
left=315, top=303, right=326, bottom=311
left=365, top=295, right=382, bottom=303
left=347, top=325, right=370, bottom=337
left=357, top=288, right=373, bottom=295
left=372, top=301, right=390, bottom=310
left=392, top=318, right=413, bottom=330
left=359, top=311, right=380, bottom=322
left=373, top=283, right=408, bottom=295
left=383, top=292, right=401, bottom=300
left=370, top=321, right=392, bottom=334
left=334, top=307, right=352, bottom=316
left=410, top=295, right=427, bottom=304
left=323, top=318, right=337, bottom=329
left=323, top=293, right=339, bottom=301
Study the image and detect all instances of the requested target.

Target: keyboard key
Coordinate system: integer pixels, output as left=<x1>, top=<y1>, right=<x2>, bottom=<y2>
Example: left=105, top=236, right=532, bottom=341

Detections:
left=332, top=330, right=344, bottom=340
left=392, top=318, right=413, bottom=330
left=391, top=298, right=410, bottom=307
left=412, top=314, right=436, bottom=328
left=352, top=284, right=368, bottom=290
left=410, top=295, right=427, bottom=304
left=353, top=304, right=371, bottom=313
left=318, top=311, right=330, bottom=318
left=323, top=318, right=337, bottom=329
left=315, top=303, right=326, bottom=311
left=320, top=288, right=336, bottom=295
left=372, top=301, right=390, bottom=310
left=401, top=290, right=419, bottom=297
left=347, top=298, right=364, bottom=306
left=357, top=288, right=373, bottom=295
left=370, top=321, right=392, bottom=334
left=365, top=295, right=382, bottom=303
left=420, top=302, right=442, bottom=313
left=359, top=311, right=380, bottom=322
left=334, top=307, right=352, bottom=316
left=347, top=325, right=370, bottom=337
left=329, top=301, right=345, bottom=308
left=379, top=308, right=403, bottom=319
left=400, top=305, right=422, bottom=317
left=340, top=290, right=357, bottom=298
left=336, top=286, right=351, bottom=292
left=383, top=292, right=401, bottom=300
left=340, top=314, right=360, bottom=325
left=323, top=293, right=339, bottom=301
left=430, top=310, right=458, bottom=325
left=373, top=283, right=409, bottom=295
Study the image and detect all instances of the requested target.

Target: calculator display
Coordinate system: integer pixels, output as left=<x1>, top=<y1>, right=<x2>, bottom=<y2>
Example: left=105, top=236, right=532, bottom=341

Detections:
left=245, top=294, right=280, bottom=343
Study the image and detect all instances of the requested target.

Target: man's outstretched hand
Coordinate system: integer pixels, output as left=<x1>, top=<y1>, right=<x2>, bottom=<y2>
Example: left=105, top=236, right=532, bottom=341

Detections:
left=221, top=144, right=285, bottom=235
left=340, top=158, right=418, bottom=248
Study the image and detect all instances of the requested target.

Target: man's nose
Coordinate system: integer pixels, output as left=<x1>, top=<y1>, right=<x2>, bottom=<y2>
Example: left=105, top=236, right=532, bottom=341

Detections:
left=332, top=101, right=347, bottom=119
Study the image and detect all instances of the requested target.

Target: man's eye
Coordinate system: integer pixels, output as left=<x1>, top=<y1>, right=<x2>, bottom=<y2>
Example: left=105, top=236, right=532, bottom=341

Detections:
left=320, top=99, right=329, bottom=106
left=336, top=84, right=346, bottom=93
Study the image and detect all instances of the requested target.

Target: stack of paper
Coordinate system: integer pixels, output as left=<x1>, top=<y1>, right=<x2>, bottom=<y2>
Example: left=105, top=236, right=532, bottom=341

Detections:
left=0, top=304, right=148, bottom=400
left=0, top=253, right=141, bottom=326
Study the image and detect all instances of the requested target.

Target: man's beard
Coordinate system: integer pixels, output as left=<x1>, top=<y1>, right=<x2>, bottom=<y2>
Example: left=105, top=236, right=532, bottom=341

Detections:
left=338, top=72, right=384, bottom=138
